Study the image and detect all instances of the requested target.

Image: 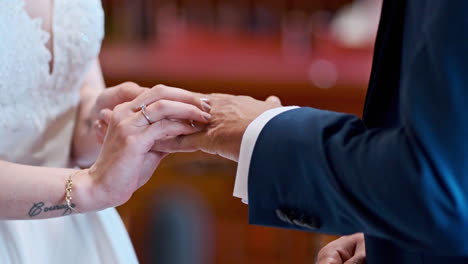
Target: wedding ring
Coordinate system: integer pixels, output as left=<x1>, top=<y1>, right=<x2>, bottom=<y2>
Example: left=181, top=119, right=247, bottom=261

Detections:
left=140, top=103, right=154, bottom=125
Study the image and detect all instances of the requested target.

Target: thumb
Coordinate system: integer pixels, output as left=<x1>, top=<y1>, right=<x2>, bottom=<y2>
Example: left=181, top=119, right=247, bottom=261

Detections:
left=266, top=95, right=282, bottom=106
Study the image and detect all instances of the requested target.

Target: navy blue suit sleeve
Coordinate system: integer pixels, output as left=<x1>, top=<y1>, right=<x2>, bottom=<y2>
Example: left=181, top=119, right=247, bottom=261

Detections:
left=247, top=1, right=468, bottom=255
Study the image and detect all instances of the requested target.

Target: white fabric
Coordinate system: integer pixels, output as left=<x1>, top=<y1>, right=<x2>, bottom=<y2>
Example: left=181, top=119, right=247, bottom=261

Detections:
left=234, top=106, right=299, bottom=203
left=0, top=1, right=138, bottom=263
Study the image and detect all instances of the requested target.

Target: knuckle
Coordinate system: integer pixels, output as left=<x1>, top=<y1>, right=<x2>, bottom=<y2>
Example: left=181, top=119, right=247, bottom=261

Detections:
left=117, top=82, right=141, bottom=98
left=317, top=249, right=334, bottom=259
left=153, top=100, right=168, bottom=112
left=121, top=81, right=138, bottom=89
left=120, top=82, right=140, bottom=96
left=153, top=84, right=167, bottom=93
left=119, top=86, right=132, bottom=96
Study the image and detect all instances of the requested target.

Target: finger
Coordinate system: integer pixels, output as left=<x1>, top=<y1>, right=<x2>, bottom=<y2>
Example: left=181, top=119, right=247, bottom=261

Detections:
left=99, top=82, right=147, bottom=110
left=152, top=133, right=205, bottom=153
left=316, top=254, right=342, bottom=264
left=114, top=83, right=147, bottom=106
left=94, top=120, right=108, bottom=144
left=99, top=109, right=113, bottom=124
left=344, top=255, right=366, bottom=264
left=131, top=84, right=210, bottom=112
left=266, top=95, right=282, bottom=105
left=131, top=100, right=212, bottom=127
left=122, top=119, right=203, bottom=154
left=316, top=236, right=355, bottom=264
left=144, top=119, right=202, bottom=139
left=110, top=101, right=137, bottom=123
left=140, top=120, right=203, bottom=148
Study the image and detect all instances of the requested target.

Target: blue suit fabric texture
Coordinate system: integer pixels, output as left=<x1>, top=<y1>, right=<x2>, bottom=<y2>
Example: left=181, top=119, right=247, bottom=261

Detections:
left=247, top=0, right=468, bottom=263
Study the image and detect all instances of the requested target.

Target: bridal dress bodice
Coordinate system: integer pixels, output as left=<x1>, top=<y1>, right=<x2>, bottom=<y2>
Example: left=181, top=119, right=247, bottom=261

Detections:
left=0, top=0, right=103, bottom=166
left=0, top=1, right=137, bottom=263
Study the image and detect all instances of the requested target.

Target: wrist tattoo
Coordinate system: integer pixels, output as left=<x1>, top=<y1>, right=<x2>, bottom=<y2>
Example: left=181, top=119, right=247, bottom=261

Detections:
left=28, top=202, right=76, bottom=218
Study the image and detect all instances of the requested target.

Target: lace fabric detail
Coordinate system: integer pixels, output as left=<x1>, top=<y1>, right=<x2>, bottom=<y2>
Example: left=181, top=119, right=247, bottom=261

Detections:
left=0, top=0, right=51, bottom=130
left=0, top=0, right=104, bottom=166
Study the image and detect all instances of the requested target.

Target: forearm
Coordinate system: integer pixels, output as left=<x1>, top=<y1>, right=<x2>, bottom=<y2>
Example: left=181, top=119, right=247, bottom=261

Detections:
left=248, top=107, right=468, bottom=255
left=0, top=160, right=101, bottom=220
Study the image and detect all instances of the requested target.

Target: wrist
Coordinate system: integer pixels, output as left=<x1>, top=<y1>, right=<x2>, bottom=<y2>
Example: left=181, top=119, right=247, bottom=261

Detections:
left=72, top=169, right=109, bottom=212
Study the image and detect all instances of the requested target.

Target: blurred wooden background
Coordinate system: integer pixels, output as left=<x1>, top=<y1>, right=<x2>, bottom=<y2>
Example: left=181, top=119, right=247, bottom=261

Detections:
left=99, top=0, right=374, bottom=263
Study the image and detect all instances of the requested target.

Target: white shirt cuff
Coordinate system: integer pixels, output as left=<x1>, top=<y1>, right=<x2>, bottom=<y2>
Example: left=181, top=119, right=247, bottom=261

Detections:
left=233, top=106, right=299, bottom=204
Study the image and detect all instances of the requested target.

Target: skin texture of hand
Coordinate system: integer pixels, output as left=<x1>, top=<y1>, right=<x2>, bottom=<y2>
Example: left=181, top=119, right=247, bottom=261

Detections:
left=92, top=82, right=147, bottom=143
left=87, top=85, right=212, bottom=209
left=95, top=85, right=213, bottom=144
left=153, top=93, right=282, bottom=161
left=92, top=82, right=147, bottom=120
left=316, top=233, right=366, bottom=264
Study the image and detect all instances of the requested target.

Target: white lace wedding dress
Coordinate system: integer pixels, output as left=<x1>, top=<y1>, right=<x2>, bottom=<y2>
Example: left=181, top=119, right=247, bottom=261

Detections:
left=0, top=0, right=138, bottom=263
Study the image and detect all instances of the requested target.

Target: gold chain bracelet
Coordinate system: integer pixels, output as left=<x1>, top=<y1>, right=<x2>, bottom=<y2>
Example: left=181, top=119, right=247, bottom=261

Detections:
left=65, top=171, right=81, bottom=213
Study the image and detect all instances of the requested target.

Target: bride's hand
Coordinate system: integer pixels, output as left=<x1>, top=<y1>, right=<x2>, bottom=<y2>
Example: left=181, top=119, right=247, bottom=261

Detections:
left=83, top=85, right=212, bottom=210
left=153, top=93, right=281, bottom=161
left=91, top=82, right=146, bottom=143
left=94, top=85, right=212, bottom=143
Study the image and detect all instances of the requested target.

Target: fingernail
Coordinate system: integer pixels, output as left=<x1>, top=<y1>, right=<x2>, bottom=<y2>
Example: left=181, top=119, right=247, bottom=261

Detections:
left=93, top=120, right=102, bottom=130
left=201, top=101, right=212, bottom=112
left=201, top=98, right=209, bottom=103
left=202, top=112, right=212, bottom=121
left=190, top=120, right=196, bottom=128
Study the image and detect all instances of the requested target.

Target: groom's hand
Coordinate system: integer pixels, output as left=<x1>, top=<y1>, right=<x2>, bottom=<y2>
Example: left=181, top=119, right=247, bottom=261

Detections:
left=316, top=233, right=366, bottom=264
left=154, top=93, right=282, bottom=161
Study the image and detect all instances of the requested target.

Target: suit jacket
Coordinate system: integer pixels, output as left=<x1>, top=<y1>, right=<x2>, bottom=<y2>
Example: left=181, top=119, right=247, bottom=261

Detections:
left=247, top=0, right=468, bottom=263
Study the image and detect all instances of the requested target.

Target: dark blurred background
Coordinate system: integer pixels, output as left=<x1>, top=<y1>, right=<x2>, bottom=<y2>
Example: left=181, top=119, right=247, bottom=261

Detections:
left=100, top=0, right=382, bottom=263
